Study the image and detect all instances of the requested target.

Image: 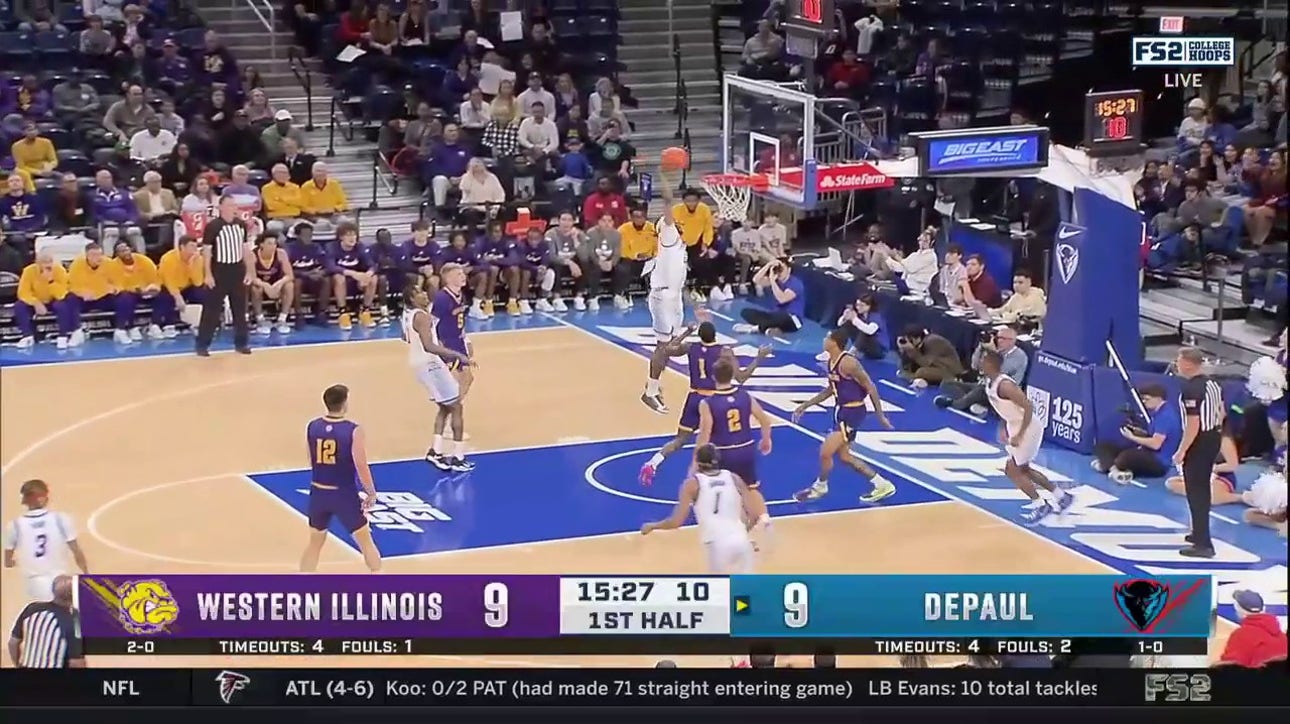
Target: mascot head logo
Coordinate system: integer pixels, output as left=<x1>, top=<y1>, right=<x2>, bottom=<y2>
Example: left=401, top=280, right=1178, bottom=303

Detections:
left=1056, top=243, right=1080, bottom=285
left=115, top=579, right=180, bottom=634
left=1114, top=579, right=1170, bottom=632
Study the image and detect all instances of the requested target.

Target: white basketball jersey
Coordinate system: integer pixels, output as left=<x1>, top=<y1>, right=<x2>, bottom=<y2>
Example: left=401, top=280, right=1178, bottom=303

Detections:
left=401, top=308, right=444, bottom=369
left=692, top=470, right=746, bottom=543
left=3, top=510, right=76, bottom=578
left=986, top=374, right=1027, bottom=435
left=650, top=219, right=687, bottom=291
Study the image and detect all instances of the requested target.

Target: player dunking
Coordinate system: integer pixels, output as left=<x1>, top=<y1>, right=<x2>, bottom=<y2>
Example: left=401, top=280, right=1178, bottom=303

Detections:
left=641, top=444, right=760, bottom=574
left=402, top=283, right=475, bottom=472
left=638, top=310, right=770, bottom=484
left=980, top=349, right=1072, bottom=524
left=299, top=384, right=383, bottom=572
left=641, top=172, right=688, bottom=414
left=3, top=480, right=90, bottom=602
left=792, top=328, right=897, bottom=504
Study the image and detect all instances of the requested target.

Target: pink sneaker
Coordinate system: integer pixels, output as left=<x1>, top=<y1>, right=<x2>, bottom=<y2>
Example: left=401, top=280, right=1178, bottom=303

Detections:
left=639, top=463, right=657, bottom=487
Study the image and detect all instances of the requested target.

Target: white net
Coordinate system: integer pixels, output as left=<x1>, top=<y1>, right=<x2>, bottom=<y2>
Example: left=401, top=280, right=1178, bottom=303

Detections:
left=702, top=177, right=755, bottom=222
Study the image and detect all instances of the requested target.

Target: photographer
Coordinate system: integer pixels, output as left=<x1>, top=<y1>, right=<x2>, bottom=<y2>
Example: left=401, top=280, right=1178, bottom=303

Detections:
left=829, top=292, right=888, bottom=360
left=732, top=259, right=804, bottom=335
left=1090, top=384, right=1181, bottom=484
left=895, top=324, right=963, bottom=389
left=934, top=327, right=1028, bottom=415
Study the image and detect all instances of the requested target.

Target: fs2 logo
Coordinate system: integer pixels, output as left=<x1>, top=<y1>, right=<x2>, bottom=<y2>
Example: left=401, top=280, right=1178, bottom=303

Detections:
left=1132, top=37, right=1235, bottom=67
left=1144, top=674, right=1212, bottom=702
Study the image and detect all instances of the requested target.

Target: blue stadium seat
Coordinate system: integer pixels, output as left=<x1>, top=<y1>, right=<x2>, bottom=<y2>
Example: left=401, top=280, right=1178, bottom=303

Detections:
left=56, top=149, right=92, bottom=177
left=33, top=31, right=73, bottom=69
left=928, top=0, right=961, bottom=26
left=36, top=123, right=71, bottom=149
left=363, top=85, right=404, bottom=124
left=0, top=31, right=34, bottom=71
left=997, top=1, right=1029, bottom=28
left=177, top=27, right=205, bottom=52
left=584, top=0, right=617, bottom=14
left=549, top=0, right=579, bottom=17
left=963, top=1, right=996, bottom=25
left=952, top=26, right=990, bottom=59
left=579, top=15, right=614, bottom=38
left=550, top=16, right=578, bottom=39
left=248, top=169, right=270, bottom=188
left=82, top=71, right=116, bottom=95
left=39, top=71, right=69, bottom=92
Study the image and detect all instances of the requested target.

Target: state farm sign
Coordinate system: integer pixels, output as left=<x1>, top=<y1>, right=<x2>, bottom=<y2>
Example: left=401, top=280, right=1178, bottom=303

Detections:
left=816, top=163, right=893, bottom=192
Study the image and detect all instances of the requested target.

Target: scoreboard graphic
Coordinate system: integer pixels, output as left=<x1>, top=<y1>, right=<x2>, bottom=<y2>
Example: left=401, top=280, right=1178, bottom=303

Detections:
left=77, top=574, right=1213, bottom=657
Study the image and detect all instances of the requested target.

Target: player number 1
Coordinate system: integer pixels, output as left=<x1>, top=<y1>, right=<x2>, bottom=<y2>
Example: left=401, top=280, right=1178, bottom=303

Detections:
left=783, top=582, right=808, bottom=629
left=484, top=582, right=509, bottom=628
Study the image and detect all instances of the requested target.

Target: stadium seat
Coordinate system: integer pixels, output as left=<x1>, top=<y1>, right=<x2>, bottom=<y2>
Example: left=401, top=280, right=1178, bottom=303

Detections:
left=963, top=1, right=996, bottom=25
left=36, top=123, right=72, bottom=150
left=33, top=31, right=74, bottom=69
left=248, top=169, right=270, bottom=188
left=56, top=149, right=92, bottom=177
left=82, top=72, right=116, bottom=96
left=550, top=0, right=579, bottom=17
left=579, top=15, right=614, bottom=38
left=0, top=31, right=33, bottom=70
left=39, top=71, right=69, bottom=92
left=363, top=85, right=404, bottom=125
left=550, top=15, right=578, bottom=39
left=178, top=27, right=206, bottom=52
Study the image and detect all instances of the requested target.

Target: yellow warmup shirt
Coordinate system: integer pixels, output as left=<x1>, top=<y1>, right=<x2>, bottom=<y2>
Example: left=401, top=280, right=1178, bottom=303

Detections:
left=262, top=181, right=305, bottom=218
left=67, top=256, right=119, bottom=300
left=158, top=249, right=206, bottom=293
left=109, top=255, right=161, bottom=293
left=671, top=202, right=714, bottom=247
left=618, top=221, right=658, bottom=260
left=17, top=263, right=70, bottom=305
left=11, top=137, right=57, bottom=175
left=300, top=179, right=348, bottom=215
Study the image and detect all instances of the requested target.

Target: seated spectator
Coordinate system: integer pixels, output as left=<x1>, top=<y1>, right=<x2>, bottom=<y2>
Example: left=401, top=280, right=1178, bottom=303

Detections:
left=993, top=270, right=1047, bottom=324
left=1218, top=590, right=1288, bottom=667
left=741, top=20, right=785, bottom=78
left=181, top=174, right=219, bottom=218
left=848, top=225, right=895, bottom=280
left=490, top=80, right=522, bottom=127
left=114, top=41, right=154, bottom=94
left=103, top=85, right=157, bottom=141
left=826, top=49, right=870, bottom=97
left=558, top=103, right=591, bottom=151
left=733, top=260, right=804, bottom=335
left=518, top=74, right=555, bottom=119
left=588, top=94, right=631, bottom=140
left=1154, top=180, right=1227, bottom=246
left=553, top=137, right=593, bottom=195
left=1204, top=106, right=1237, bottom=150
left=263, top=163, right=305, bottom=230
left=935, top=327, right=1028, bottom=413
left=118, top=4, right=151, bottom=49
left=327, top=223, right=379, bottom=330
left=299, top=162, right=350, bottom=234
left=10, top=121, right=57, bottom=180
left=457, top=158, right=506, bottom=228
left=129, top=115, right=178, bottom=165
left=1214, top=143, right=1244, bottom=194
left=91, top=169, right=141, bottom=229
left=398, top=0, right=433, bottom=47
left=203, top=87, right=235, bottom=133
left=574, top=213, right=621, bottom=312
left=368, top=3, right=399, bottom=59
left=933, top=243, right=967, bottom=305
left=460, top=0, right=495, bottom=41
left=729, top=218, right=764, bottom=292
left=441, top=57, right=477, bottom=110
left=85, top=0, right=126, bottom=24
left=613, top=208, right=656, bottom=309
left=513, top=227, right=560, bottom=313
left=17, top=0, right=66, bottom=32
left=1192, top=140, right=1220, bottom=183
left=50, top=172, right=88, bottom=231
left=672, top=189, right=718, bottom=296
left=896, top=325, right=964, bottom=388
left=883, top=226, right=939, bottom=296
left=222, top=164, right=262, bottom=217
left=0, top=174, right=48, bottom=236
left=402, top=220, right=439, bottom=294
left=398, top=103, right=442, bottom=170
left=67, top=241, right=131, bottom=343
left=886, top=32, right=918, bottom=75
left=543, top=212, right=587, bottom=309
left=217, top=110, right=264, bottom=168
left=199, top=31, right=241, bottom=94
left=582, top=176, right=628, bottom=228
left=1244, top=150, right=1286, bottom=248
left=154, top=234, right=206, bottom=335
left=242, top=89, right=276, bottom=130
left=1090, top=384, right=1181, bottom=483
left=131, top=170, right=179, bottom=249
left=52, top=73, right=103, bottom=123
left=1166, top=426, right=1242, bottom=504
left=286, top=0, right=331, bottom=57
left=592, top=121, right=635, bottom=187
left=367, top=227, right=408, bottom=311
left=553, top=74, right=579, bottom=118
left=179, top=117, right=217, bottom=162
left=1133, top=160, right=1164, bottom=216
left=526, top=21, right=558, bottom=73
left=261, top=110, right=306, bottom=159
left=758, top=211, right=789, bottom=262
left=274, top=136, right=317, bottom=186
left=159, top=142, right=203, bottom=195
left=960, top=254, right=1002, bottom=308
left=13, top=250, right=76, bottom=350
left=109, top=238, right=164, bottom=342
left=425, top=124, right=472, bottom=209
left=459, top=87, right=491, bottom=134
left=249, top=232, right=295, bottom=334
left=517, top=102, right=559, bottom=165
left=79, top=14, right=117, bottom=59
left=287, top=223, right=331, bottom=325
left=834, top=293, right=888, bottom=360
left=1176, top=98, right=1209, bottom=162
left=587, top=77, right=621, bottom=119
left=336, top=2, right=371, bottom=48
left=156, top=38, right=193, bottom=90
left=2, top=75, right=52, bottom=120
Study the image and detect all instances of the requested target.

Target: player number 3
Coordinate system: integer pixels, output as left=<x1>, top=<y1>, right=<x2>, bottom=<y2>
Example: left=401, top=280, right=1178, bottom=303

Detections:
left=484, top=582, right=509, bottom=628
left=783, top=582, right=809, bottom=629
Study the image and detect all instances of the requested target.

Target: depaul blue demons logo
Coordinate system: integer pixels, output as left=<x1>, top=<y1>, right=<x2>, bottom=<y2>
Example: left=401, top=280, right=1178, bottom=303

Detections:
left=83, top=577, right=181, bottom=634
left=1113, top=578, right=1204, bottom=633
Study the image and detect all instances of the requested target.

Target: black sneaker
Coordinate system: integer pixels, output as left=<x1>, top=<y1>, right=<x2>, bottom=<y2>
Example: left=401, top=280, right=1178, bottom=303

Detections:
left=426, top=451, right=451, bottom=470
left=235, top=346, right=252, bottom=355
left=640, top=393, right=669, bottom=415
left=933, top=395, right=952, bottom=409
left=1179, top=545, right=1215, bottom=558
left=448, top=457, right=476, bottom=472
left=1184, top=533, right=1195, bottom=544
left=195, top=347, right=210, bottom=357
left=1262, top=335, right=1281, bottom=348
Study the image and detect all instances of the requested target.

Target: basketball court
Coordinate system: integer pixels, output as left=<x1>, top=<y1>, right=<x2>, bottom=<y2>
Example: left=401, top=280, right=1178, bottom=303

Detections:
left=3, top=303, right=1282, bottom=669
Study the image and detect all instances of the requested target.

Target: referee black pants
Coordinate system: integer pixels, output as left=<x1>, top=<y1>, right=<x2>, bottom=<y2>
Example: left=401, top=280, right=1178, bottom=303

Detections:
left=197, top=262, right=250, bottom=351
left=1181, top=430, right=1222, bottom=548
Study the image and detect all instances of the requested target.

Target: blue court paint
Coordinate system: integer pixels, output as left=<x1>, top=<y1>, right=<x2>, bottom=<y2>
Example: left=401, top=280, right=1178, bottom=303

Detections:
left=247, top=427, right=948, bottom=557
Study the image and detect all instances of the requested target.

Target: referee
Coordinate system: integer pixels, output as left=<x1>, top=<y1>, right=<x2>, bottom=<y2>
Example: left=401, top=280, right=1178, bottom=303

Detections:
left=7, top=575, right=83, bottom=668
left=196, top=196, right=254, bottom=357
left=1173, top=347, right=1223, bottom=558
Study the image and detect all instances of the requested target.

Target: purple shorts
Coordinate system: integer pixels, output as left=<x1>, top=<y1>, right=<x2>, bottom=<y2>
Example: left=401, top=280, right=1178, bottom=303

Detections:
left=834, top=405, right=867, bottom=441
left=715, top=442, right=759, bottom=489
left=308, top=489, right=367, bottom=533
left=678, top=391, right=707, bottom=432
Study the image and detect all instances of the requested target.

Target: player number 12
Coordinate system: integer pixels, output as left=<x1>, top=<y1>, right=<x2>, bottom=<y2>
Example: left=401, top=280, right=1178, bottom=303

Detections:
left=783, top=582, right=809, bottom=628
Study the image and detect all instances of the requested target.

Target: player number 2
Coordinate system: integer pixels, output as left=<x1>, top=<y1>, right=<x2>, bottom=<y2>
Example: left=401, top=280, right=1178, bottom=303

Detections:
left=783, top=582, right=809, bottom=628
left=726, top=409, right=742, bottom=432
left=315, top=438, right=337, bottom=465
left=484, top=582, right=509, bottom=628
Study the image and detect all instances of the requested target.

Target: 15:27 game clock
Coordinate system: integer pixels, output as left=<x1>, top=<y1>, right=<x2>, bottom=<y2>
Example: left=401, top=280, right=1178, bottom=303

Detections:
left=1083, top=90, right=1145, bottom=157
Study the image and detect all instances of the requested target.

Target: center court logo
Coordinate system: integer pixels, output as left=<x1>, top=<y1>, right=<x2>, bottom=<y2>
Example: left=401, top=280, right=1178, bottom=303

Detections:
left=83, top=577, right=180, bottom=634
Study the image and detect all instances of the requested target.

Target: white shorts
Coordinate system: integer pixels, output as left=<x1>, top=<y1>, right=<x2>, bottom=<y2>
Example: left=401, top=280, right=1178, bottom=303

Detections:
left=1006, top=424, right=1044, bottom=467
left=648, top=288, right=684, bottom=341
left=703, top=534, right=755, bottom=574
left=25, top=574, right=57, bottom=602
left=414, top=363, right=460, bottom=404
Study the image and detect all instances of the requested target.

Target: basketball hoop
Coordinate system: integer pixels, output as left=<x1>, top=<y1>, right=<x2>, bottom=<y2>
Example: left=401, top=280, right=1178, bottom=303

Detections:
left=702, top=173, right=770, bottom=222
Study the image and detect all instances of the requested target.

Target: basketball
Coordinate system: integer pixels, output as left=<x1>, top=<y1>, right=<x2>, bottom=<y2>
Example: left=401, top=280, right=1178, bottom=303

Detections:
left=660, top=147, right=689, bottom=171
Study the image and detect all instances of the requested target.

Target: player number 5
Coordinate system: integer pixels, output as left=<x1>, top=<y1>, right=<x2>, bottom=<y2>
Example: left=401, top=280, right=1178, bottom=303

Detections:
left=783, top=582, right=808, bottom=629
left=484, top=582, right=509, bottom=628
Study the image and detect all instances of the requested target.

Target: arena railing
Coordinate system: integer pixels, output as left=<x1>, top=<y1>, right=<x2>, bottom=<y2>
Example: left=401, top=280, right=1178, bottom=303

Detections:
left=286, top=45, right=317, bottom=132
left=671, top=32, right=689, bottom=143
left=231, top=0, right=277, bottom=60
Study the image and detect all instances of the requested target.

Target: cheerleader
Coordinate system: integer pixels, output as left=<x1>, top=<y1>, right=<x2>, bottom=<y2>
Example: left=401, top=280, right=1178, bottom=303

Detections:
left=1166, top=425, right=1243, bottom=505
left=1242, top=439, right=1287, bottom=537
left=1247, top=330, right=1288, bottom=448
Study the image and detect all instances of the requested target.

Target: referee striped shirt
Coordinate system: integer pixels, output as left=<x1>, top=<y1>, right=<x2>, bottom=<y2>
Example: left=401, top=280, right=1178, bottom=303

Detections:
left=9, top=601, right=81, bottom=668
left=1180, top=374, right=1224, bottom=433
left=204, top=217, right=249, bottom=265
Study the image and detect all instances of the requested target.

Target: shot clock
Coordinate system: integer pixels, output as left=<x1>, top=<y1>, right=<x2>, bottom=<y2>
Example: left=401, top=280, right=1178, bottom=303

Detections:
left=1084, top=90, right=1145, bottom=157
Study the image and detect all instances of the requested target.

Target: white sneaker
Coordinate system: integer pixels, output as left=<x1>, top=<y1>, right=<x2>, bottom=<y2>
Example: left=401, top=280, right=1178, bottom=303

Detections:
left=587, top=296, right=600, bottom=311
left=911, top=378, right=929, bottom=390
left=732, top=323, right=758, bottom=334
left=519, top=300, right=534, bottom=314
left=969, top=403, right=988, bottom=416
left=255, top=320, right=272, bottom=335
left=15, top=335, right=35, bottom=349
left=469, top=301, right=488, bottom=320
left=572, top=295, right=587, bottom=311
left=1109, top=467, right=1135, bottom=485
left=613, top=295, right=630, bottom=310
left=128, top=326, right=143, bottom=341
left=708, top=286, right=729, bottom=302
left=113, top=329, right=133, bottom=344
left=739, top=283, right=750, bottom=296
left=161, top=325, right=178, bottom=338
left=69, top=329, right=86, bottom=347
left=551, top=297, right=568, bottom=312
left=534, top=299, right=554, bottom=313
left=275, top=316, right=292, bottom=334
left=146, top=324, right=164, bottom=339
left=721, top=284, right=734, bottom=299
left=56, top=336, right=69, bottom=350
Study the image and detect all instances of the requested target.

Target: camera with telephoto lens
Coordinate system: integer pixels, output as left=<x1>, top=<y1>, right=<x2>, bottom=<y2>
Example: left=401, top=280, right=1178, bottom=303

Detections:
left=979, top=328, right=996, bottom=345
left=1118, top=404, right=1149, bottom=437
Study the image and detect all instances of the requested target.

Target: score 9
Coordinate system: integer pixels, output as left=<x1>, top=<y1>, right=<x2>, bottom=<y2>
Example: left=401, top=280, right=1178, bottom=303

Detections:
left=484, top=582, right=509, bottom=628
left=782, top=582, right=809, bottom=629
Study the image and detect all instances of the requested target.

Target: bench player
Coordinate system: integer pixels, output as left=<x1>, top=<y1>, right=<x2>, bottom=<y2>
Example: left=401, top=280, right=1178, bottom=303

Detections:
left=641, top=171, right=688, bottom=414
left=641, top=444, right=760, bottom=574
left=403, top=282, right=475, bottom=473
left=792, top=328, right=897, bottom=504
left=3, top=480, right=90, bottom=602
left=299, top=384, right=383, bottom=573
left=980, top=349, right=1072, bottom=524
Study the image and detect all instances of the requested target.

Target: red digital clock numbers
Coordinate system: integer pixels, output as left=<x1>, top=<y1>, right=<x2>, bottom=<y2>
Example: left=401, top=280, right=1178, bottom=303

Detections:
left=800, top=0, right=824, bottom=23
left=1103, top=115, right=1130, bottom=140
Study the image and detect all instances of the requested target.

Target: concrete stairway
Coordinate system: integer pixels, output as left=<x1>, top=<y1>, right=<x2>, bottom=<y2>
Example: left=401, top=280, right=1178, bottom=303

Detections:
left=192, top=0, right=426, bottom=236
left=617, top=0, right=723, bottom=190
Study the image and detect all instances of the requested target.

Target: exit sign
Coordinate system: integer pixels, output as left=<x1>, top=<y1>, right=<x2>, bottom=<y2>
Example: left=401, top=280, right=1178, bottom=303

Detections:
left=1159, top=16, right=1185, bottom=34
